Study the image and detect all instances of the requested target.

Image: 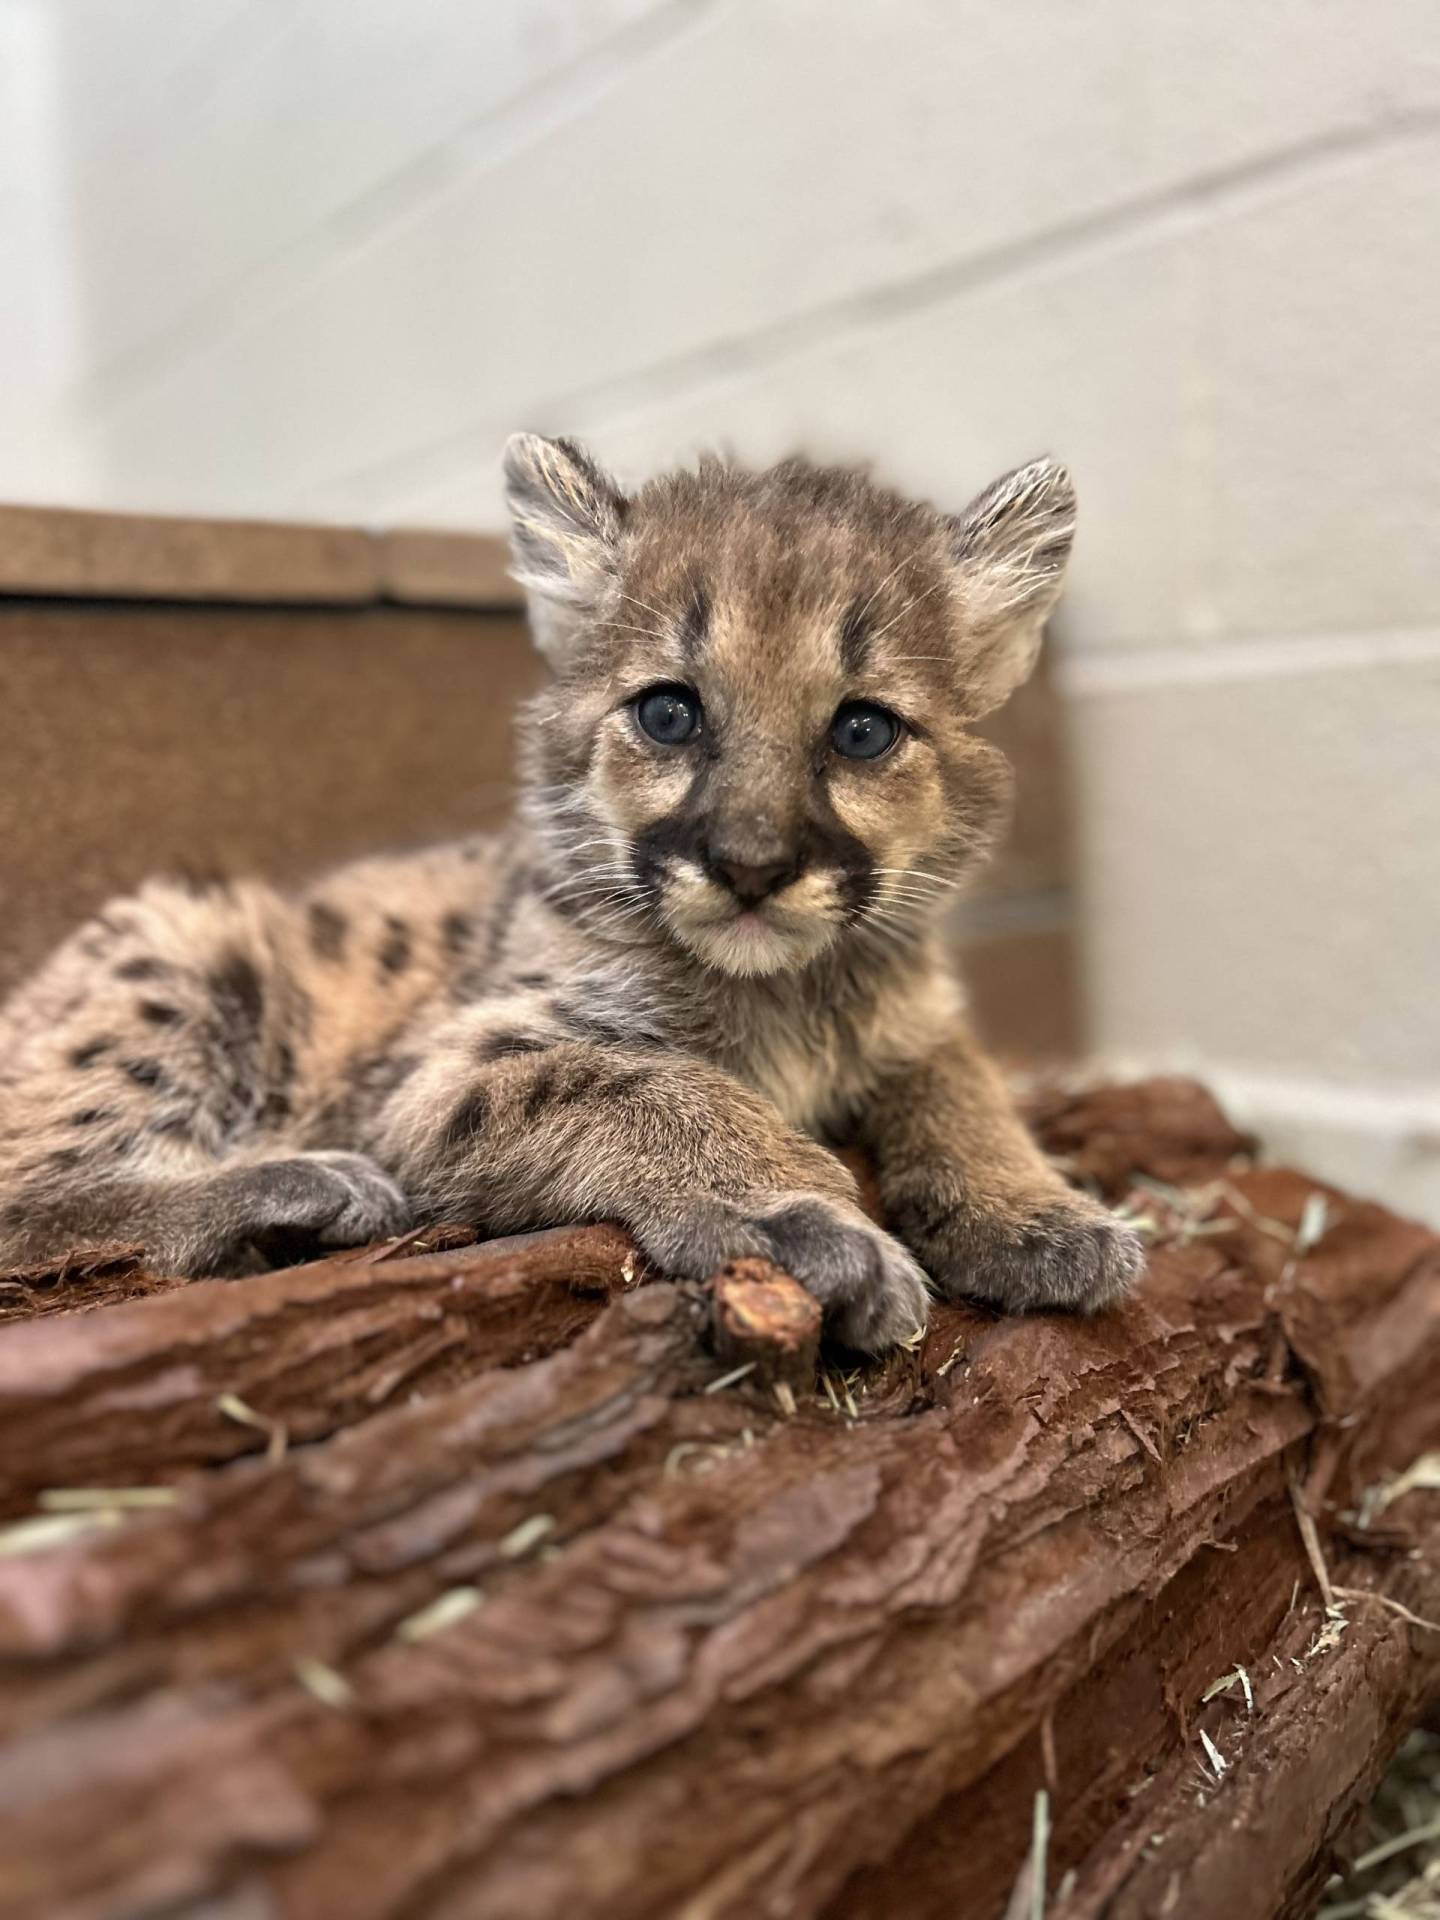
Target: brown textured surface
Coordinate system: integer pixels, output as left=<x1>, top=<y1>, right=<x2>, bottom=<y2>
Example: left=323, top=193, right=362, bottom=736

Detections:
left=970, top=652, right=1072, bottom=903
left=0, top=504, right=517, bottom=607
left=0, top=1079, right=1437, bottom=1920
left=373, top=527, right=518, bottom=608
left=0, top=502, right=380, bottom=603
left=1025, top=1073, right=1257, bottom=1188
left=958, top=919, right=1080, bottom=1061
left=0, top=600, right=543, bottom=997
left=0, top=1224, right=641, bottom=1515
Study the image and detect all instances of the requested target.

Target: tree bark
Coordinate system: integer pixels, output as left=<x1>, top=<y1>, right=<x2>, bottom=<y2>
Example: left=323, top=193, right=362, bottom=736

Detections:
left=0, top=1079, right=1436, bottom=1920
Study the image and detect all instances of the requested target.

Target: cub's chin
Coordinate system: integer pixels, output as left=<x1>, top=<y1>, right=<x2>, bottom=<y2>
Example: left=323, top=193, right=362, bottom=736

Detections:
left=656, top=863, right=849, bottom=978
left=668, top=906, right=837, bottom=979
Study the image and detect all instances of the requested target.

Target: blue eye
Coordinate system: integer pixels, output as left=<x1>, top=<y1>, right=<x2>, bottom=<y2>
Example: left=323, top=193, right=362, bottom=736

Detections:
left=831, top=701, right=900, bottom=761
left=635, top=684, right=702, bottom=745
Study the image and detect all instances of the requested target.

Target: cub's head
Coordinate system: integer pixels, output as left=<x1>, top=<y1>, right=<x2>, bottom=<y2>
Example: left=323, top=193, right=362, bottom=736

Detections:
left=505, top=436, right=1074, bottom=978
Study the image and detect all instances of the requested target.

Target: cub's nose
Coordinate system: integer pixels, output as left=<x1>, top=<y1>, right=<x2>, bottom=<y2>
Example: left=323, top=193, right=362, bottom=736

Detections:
left=707, top=854, right=798, bottom=905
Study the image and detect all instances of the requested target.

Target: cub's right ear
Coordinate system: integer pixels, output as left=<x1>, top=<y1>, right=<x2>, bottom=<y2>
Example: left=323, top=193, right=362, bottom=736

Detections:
left=502, top=434, right=625, bottom=647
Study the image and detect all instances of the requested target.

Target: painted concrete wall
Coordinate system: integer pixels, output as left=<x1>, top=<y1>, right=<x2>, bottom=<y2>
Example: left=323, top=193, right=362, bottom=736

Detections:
left=1, top=0, right=1437, bottom=1212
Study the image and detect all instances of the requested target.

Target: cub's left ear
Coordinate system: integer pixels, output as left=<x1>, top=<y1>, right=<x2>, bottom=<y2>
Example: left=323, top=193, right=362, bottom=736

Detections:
left=502, top=434, right=626, bottom=654
left=948, top=458, right=1076, bottom=714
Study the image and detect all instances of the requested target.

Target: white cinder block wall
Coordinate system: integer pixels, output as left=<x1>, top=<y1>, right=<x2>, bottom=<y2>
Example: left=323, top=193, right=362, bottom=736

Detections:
left=2, top=0, right=1438, bottom=1216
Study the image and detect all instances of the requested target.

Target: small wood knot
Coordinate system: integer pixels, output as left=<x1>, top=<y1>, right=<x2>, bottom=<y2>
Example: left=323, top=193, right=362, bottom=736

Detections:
left=708, top=1258, right=821, bottom=1390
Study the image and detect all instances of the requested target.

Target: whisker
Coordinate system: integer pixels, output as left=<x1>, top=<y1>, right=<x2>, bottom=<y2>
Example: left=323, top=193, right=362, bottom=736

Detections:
left=873, top=873, right=961, bottom=899
left=620, top=590, right=674, bottom=625
left=544, top=847, right=610, bottom=866
left=868, top=578, right=948, bottom=641
left=602, top=623, right=673, bottom=643
left=579, top=902, right=650, bottom=926
left=539, top=839, right=625, bottom=860
left=541, top=879, right=634, bottom=898
left=863, top=890, right=928, bottom=919
left=558, top=878, right=643, bottom=900
left=540, top=855, right=636, bottom=877
left=538, top=861, right=634, bottom=883
left=552, top=887, right=648, bottom=917
left=554, top=857, right=642, bottom=876
left=576, top=906, right=653, bottom=941
left=854, top=546, right=928, bottom=625
left=847, top=916, right=921, bottom=962
left=541, top=882, right=642, bottom=907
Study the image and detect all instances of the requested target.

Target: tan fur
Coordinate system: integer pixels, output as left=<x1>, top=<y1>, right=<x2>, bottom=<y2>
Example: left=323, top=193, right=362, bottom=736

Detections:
left=0, top=440, right=1140, bottom=1349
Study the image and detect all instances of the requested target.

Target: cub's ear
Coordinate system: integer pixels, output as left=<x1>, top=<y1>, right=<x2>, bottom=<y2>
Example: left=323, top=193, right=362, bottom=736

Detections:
left=502, top=434, right=625, bottom=657
left=948, top=458, right=1076, bottom=714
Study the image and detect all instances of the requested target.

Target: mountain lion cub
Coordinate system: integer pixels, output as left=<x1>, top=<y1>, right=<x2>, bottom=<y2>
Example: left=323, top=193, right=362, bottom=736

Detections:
left=0, top=438, right=1142, bottom=1349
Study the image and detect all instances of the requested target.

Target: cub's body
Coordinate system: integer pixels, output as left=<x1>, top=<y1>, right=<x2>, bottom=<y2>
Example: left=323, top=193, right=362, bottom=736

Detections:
left=0, top=443, right=1141, bottom=1347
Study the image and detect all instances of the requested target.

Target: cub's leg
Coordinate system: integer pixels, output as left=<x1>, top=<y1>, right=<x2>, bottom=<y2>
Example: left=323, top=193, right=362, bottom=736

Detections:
left=855, top=1024, right=1144, bottom=1312
left=0, top=881, right=409, bottom=1274
left=367, top=1000, right=929, bottom=1352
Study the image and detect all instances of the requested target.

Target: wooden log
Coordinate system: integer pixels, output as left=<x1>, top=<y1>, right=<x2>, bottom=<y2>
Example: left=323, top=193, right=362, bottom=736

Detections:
left=0, top=1080, right=1434, bottom=1920
left=0, top=1224, right=641, bottom=1513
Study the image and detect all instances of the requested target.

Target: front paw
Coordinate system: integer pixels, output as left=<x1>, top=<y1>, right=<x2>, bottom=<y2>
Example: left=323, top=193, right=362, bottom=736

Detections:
left=216, top=1152, right=413, bottom=1267
left=896, top=1188, right=1144, bottom=1314
left=639, top=1192, right=930, bottom=1354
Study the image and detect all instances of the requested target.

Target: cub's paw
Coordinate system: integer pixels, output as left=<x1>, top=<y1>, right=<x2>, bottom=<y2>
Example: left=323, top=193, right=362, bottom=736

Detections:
left=639, top=1191, right=930, bottom=1354
left=217, top=1151, right=413, bottom=1265
left=898, top=1189, right=1144, bottom=1314
left=294, top=1152, right=415, bottom=1248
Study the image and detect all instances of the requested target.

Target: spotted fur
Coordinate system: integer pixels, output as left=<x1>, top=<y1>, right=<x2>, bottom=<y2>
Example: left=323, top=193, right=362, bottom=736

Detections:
left=0, top=440, right=1141, bottom=1348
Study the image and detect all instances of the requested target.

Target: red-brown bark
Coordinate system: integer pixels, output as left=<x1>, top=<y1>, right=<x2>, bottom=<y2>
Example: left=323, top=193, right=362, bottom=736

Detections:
left=0, top=1079, right=1435, bottom=1920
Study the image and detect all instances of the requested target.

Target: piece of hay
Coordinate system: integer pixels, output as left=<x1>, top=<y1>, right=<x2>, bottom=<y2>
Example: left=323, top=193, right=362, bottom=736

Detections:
left=1358, top=1452, right=1440, bottom=1529
left=1001, top=1790, right=1050, bottom=1920
left=395, top=1587, right=483, bottom=1644
left=703, top=1361, right=756, bottom=1395
left=0, top=1510, right=120, bottom=1557
left=38, top=1486, right=178, bottom=1512
left=1290, top=1475, right=1337, bottom=1609
left=216, top=1391, right=288, bottom=1465
left=498, top=1513, right=555, bottom=1560
left=1202, top=1666, right=1254, bottom=1712
left=1295, top=1192, right=1330, bottom=1254
left=1332, top=1587, right=1440, bottom=1637
left=292, top=1656, right=354, bottom=1710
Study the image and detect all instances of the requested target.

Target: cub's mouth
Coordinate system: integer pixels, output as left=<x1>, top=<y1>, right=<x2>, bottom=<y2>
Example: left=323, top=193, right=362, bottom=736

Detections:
left=654, top=860, right=845, bottom=977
